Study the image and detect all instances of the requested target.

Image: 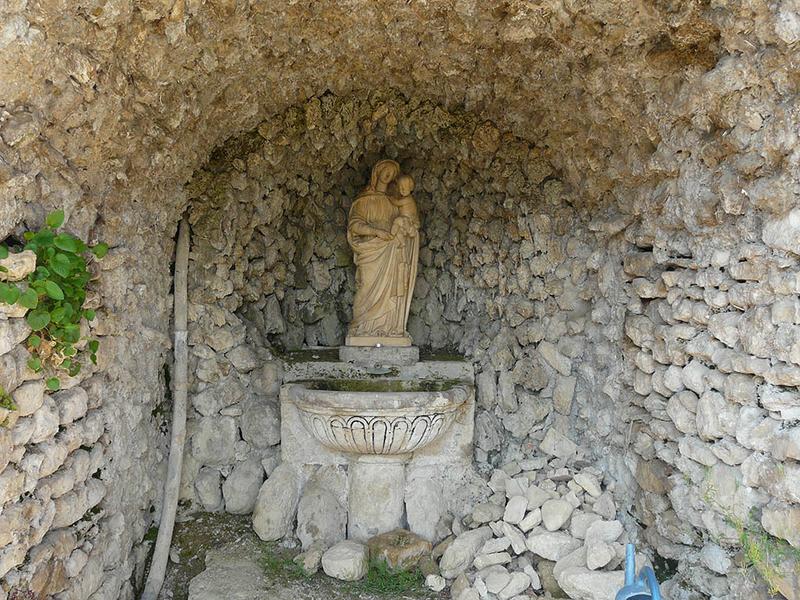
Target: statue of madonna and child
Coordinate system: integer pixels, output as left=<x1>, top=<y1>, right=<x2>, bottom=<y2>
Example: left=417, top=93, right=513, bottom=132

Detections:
left=345, top=159, right=420, bottom=347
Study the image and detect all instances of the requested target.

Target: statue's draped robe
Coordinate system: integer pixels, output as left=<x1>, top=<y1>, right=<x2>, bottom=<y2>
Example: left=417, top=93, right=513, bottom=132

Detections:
left=347, top=190, right=419, bottom=338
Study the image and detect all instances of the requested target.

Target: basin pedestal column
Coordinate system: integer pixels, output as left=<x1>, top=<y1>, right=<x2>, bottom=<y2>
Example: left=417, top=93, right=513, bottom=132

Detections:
left=347, top=455, right=409, bottom=541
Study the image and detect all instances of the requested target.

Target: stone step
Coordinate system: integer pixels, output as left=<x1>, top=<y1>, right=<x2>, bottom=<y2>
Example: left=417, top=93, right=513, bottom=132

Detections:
left=187, top=543, right=270, bottom=600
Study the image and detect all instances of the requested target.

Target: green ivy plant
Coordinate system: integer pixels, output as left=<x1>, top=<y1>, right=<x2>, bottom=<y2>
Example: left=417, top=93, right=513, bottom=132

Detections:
left=0, top=385, right=16, bottom=427
left=0, top=210, right=107, bottom=390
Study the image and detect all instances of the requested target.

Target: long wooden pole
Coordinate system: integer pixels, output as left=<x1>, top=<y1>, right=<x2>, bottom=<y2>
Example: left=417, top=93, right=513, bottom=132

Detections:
left=141, top=217, right=189, bottom=600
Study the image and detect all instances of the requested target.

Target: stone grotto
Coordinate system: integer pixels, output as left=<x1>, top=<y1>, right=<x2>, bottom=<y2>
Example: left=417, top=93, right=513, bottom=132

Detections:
left=1, top=1, right=800, bottom=599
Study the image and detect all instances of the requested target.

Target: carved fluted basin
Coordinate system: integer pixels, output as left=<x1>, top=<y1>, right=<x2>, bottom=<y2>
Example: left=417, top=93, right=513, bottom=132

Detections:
left=287, top=379, right=468, bottom=456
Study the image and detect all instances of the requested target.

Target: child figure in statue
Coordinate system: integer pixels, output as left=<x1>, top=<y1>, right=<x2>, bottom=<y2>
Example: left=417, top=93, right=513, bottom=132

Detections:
left=390, top=174, right=419, bottom=239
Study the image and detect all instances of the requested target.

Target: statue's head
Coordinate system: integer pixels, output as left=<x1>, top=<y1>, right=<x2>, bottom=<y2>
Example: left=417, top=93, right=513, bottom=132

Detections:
left=397, top=174, right=414, bottom=196
left=368, top=159, right=400, bottom=190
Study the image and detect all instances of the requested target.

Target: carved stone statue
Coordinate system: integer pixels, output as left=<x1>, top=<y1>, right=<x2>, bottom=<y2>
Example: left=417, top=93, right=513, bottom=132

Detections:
left=346, top=160, right=419, bottom=347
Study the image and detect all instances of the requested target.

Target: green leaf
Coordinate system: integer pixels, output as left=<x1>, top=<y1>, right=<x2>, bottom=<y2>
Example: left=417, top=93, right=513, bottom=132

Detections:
left=90, top=352, right=97, bottom=365
left=51, top=306, right=67, bottom=323
left=27, top=357, right=42, bottom=372
left=33, top=230, right=55, bottom=246
left=0, top=245, right=7, bottom=259
left=84, top=309, right=96, bottom=321
left=91, top=243, right=109, bottom=259
left=35, top=266, right=50, bottom=278
left=46, top=210, right=65, bottom=229
left=63, top=345, right=76, bottom=357
left=23, top=231, right=34, bottom=241
left=28, top=334, right=41, bottom=348
left=0, top=265, right=7, bottom=273
left=17, top=288, right=38, bottom=309
left=44, top=280, right=64, bottom=300
left=50, top=253, right=72, bottom=278
left=0, top=283, right=20, bottom=305
left=62, top=323, right=80, bottom=343
left=88, top=339, right=99, bottom=353
left=53, top=234, right=79, bottom=253
left=68, top=363, right=81, bottom=377
left=46, top=377, right=61, bottom=391
left=26, top=310, right=50, bottom=330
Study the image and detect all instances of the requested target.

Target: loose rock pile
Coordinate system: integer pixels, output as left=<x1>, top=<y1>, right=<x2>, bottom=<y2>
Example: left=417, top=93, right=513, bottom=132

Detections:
left=287, top=456, right=644, bottom=600
left=435, top=458, right=642, bottom=600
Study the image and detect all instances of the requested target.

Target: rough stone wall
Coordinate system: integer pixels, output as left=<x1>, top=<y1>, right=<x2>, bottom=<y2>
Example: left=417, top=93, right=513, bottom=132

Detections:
left=180, top=92, right=628, bottom=532
left=0, top=213, right=173, bottom=600
left=1, top=0, right=799, bottom=598
left=613, top=38, right=800, bottom=600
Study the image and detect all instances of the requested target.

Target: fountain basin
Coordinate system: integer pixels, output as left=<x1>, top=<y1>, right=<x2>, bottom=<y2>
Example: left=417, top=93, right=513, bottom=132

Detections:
left=286, top=379, right=468, bottom=457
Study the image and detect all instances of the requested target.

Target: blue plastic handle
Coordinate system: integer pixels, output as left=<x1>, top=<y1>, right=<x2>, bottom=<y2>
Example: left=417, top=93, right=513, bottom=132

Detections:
left=615, top=544, right=662, bottom=600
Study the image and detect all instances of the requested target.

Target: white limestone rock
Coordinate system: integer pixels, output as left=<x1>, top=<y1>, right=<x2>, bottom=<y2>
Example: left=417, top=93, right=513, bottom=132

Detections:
left=54, top=387, right=88, bottom=425
left=503, top=495, right=528, bottom=525
left=518, top=507, right=542, bottom=532
left=426, top=573, right=446, bottom=592
left=293, top=543, right=325, bottom=576
left=570, top=512, right=602, bottom=539
left=439, top=526, right=493, bottom=579
left=222, top=458, right=264, bottom=514
left=405, top=468, right=444, bottom=542
left=188, top=543, right=269, bottom=600
left=252, top=463, right=301, bottom=541
left=296, top=478, right=347, bottom=549
left=480, top=537, right=511, bottom=554
left=585, top=541, right=615, bottom=570
left=700, top=543, right=731, bottom=575
left=191, top=416, right=238, bottom=466
left=585, top=519, right=623, bottom=544
left=538, top=341, right=571, bottom=376
left=192, top=377, right=245, bottom=416
left=239, top=396, right=280, bottom=448
left=573, top=472, right=602, bottom=498
left=473, top=551, right=511, bottom=569
left=195, top=467, right=224, bottom=512
left=498, top=572, right=531, bottom=600
left=0, top=250, right=36, bottom=282
left=472, top=501, right=504, bottom=524
left=526, top=532, right=581, bottom=561
left=553, top=375, right=576, bottom=415
left=501, top=522, right=527, bottom=555
left=527, top=485, right=557, bottom=509
left=762, top=208, right=800, bottom=253
left=557, top=566, right=625, bottom=600
left=592, top=492, right=617, bottom=520
left=541, top=499, right=574, bottom=531
left=30, top=397, right=59, bottom=444
left=226, top=344, right=259, bottom=372
left=540, top=428, right=578, bottom=459
left=322, top=541, right=369, bottom=581
left=485, top=565, right=511, bottom=594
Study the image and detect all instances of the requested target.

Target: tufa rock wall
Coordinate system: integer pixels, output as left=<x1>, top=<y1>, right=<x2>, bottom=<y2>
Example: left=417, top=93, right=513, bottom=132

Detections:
left=0, top=227, right=172, bottom=599
left=180, top=91, right=630, bottom=536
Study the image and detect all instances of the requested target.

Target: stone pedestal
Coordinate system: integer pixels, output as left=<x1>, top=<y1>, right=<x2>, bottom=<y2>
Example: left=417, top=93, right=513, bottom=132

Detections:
left=348, top=456, right=407, bottom=541
left=339, top=345, right=420, bottom=367
left=251, top=357, right=484, bottom=546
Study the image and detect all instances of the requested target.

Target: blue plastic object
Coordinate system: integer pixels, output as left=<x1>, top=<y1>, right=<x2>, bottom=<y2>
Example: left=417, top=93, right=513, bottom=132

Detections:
left=615, top=544, right=663, bottom=600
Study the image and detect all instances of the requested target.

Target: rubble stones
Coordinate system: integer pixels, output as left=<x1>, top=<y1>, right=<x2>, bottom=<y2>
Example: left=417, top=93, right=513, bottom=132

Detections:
left=439, top=527, right=493, bottom=579
left=526, top=532, right=582, bottom=561
left=2, top=1, right=798, bottom=596
left=322, top=541, right=369, bottom=581
left=222, top=459, right=264, bottom=514
left=557, top=567, right=625, bottom=600
left=252, top=464, right=301, bottom=541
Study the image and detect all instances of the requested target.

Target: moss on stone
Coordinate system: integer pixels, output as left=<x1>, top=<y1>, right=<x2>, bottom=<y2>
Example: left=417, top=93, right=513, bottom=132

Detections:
left=299, top=378, right=463, bottom=392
